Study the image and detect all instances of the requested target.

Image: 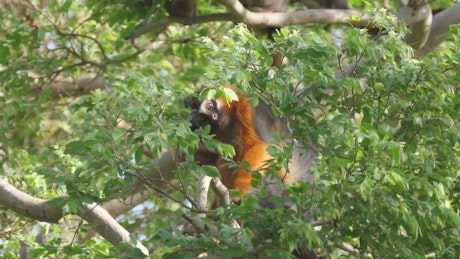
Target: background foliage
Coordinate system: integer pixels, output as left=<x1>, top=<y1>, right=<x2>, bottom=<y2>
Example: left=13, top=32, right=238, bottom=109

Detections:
left=1, top=0, right=459, bottom=258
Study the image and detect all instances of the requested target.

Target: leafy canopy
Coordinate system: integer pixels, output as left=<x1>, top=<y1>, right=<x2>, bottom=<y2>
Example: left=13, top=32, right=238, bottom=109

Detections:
left=1, top=1, right=460, bottom=258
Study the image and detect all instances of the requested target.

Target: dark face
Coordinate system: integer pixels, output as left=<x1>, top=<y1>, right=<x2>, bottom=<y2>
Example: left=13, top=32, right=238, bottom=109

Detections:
left=185, top=95, right=220, bottom=131
left=199, top=99, right=220, bottom=121
left=189, top=109, right=218, bottom=131
left=185, top=89, right=236, bottom=133
left=199, top=98, right=235, bottom=132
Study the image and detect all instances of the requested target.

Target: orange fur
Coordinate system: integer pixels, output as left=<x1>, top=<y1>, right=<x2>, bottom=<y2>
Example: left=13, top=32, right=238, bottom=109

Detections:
left=211, top=86, right=283, bottom=197
left=187, top=84, right=286, bottom=202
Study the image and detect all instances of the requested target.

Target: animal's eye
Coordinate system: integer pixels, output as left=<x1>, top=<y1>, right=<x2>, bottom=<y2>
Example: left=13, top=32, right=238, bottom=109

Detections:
left=205, top=102, right=213, bottom=110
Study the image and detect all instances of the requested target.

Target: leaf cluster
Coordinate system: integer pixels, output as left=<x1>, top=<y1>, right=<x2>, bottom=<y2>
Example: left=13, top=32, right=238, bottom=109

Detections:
left=1, top=2, right=460, bottom=258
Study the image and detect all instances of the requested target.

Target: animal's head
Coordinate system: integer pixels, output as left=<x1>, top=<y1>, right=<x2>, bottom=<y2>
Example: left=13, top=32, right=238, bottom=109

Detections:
left=185, top=92, right=235, bottom=132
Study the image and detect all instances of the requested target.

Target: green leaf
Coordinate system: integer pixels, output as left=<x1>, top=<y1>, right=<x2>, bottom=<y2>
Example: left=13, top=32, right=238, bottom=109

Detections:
left=37, top=167, right=58, bottom=176
left=200, top=165, right=220, bottom=178
left=135, top=146, right=144, bottom=164
left=66, top=140, right=85, bottom=153
left=222, top=87, right=239, bottom=102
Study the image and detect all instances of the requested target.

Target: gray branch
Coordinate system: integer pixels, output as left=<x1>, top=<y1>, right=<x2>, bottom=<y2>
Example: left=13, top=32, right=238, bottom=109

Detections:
left=217, top=0, right=368, bottom=27
left=196, top=175, right=212, bottom=217
left=130, top=3, right=369, bottom=39
left=0, top=179, right=64, bottom=223
left=395, top=2, right=432, bottom=49
left=414, top=3, right=460, bottom=58
left=80, top=203, right=149, bottom=257
left=0, top=179, right=149, bottom=257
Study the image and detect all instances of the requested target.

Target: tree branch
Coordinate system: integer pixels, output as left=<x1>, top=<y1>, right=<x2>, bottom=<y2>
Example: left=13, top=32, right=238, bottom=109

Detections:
left=29, top=72, right=108, bottom=98
left=196, top=175, right=212, bottom=217
left=80, top=203, right=149, bottom=257
left=210, top=178, right=240, bottom=229
left=395, top=1, right=432, bottom=49
left=129, top=3, right=370, bottom=40
left=77, top=191, right=152, bottom=243
left=0, top=179, right=149, bottom=257
left=210, top=177, right=231, bottom=207
left=217, top=0, right=368, bottom=27
left=132, top=1, right=458, bottom=61
left=51, top=73, right=108, bottom=98
left=182, top=214, right=219, bottom=236
left=0, top=179, right=64, bottom=223
left=336, top=3, right=460, bottom=78
left=103, top=192, right=152, bottom=217
left=414, top=3, right=460, bottom=58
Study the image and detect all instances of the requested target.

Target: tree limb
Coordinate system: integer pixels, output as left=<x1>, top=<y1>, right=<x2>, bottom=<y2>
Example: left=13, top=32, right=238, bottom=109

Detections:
left=210, top=177, right=231, bottom=207
left=80, top=203, right=149, bottom=257
left=0, top=179, right=149, bottom=257
left=77, top=191, right=152, bottom=244
left=0, top=179, right=64, bottom=223
left=129, top=1, right=459, bottom=61
left=103, top=192, right=152, bottom=217
left=395, top=1, right=432, bottom=49
left=217, top=0, right=368, bottom=27
left=210, top=178, right=240, bottom=229
left=129, top=3, right=370, bottom=40
left=29, top=72, right=108, bottom=98
left=182, top=214, right=219, bottom=236
left=414, top=3, right=460, bottom=59
left=336, top=3, right=460, bottom=78
left=196, top=175, right=212, bottom=217
left=51, top=73, right=108, bottom=98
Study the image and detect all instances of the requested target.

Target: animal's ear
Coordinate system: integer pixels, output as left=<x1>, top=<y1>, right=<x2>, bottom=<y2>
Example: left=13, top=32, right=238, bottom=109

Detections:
left=184, top=94, right=201, bottom=109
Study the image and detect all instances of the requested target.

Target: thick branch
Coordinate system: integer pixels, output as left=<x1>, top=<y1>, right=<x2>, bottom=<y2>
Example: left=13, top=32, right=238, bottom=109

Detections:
left=0, top=179, right=64, bottom=223
left=30, top=73, right=108, bottom=99
left=217, top=0, right=367, bottom=27
left=0, top=179, right=149, bottom=257
left=130, top=5, right=369, bottom=39
left=103, top=192, right=152, bottom=217
left=129, top=0, right=460, bottom=60
left=60, top=149, right=182, bottom=244
left=395, top=2, right=432, bottom=49
left=77, top=192, right=152, bottom=243
left=414, top=3, right=460, bottom=59
left=80, top=203, right=149, bottom=257
left=210, top=178, right=240, bottom=229
left=336, top=3, right=460, bottom=77
left=52, top=73, right=107, bottom=98
left=137, top=149, right=181, bottom=191
left=210, top=177, right=231, bottom=207
left=196, top=176, right=212, bottom=217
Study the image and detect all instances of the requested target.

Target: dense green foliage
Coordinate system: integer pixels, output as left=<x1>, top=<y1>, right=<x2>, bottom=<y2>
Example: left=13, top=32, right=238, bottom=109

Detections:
left=1, top=1, right=459, bottom=258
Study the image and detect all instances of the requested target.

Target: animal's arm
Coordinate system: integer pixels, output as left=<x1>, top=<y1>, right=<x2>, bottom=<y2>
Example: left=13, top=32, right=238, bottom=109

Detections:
left=225, top=142, right=272, bottom=196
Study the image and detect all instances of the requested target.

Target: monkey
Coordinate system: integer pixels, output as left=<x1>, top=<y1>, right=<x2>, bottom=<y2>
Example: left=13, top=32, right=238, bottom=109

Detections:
left=185, top=85, right=318, bottom=258
left=185, top=84, right=293, bottom=199
left=202, top=96, right=279, bottom=196
left=185, top=84, right=316, bottom=211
